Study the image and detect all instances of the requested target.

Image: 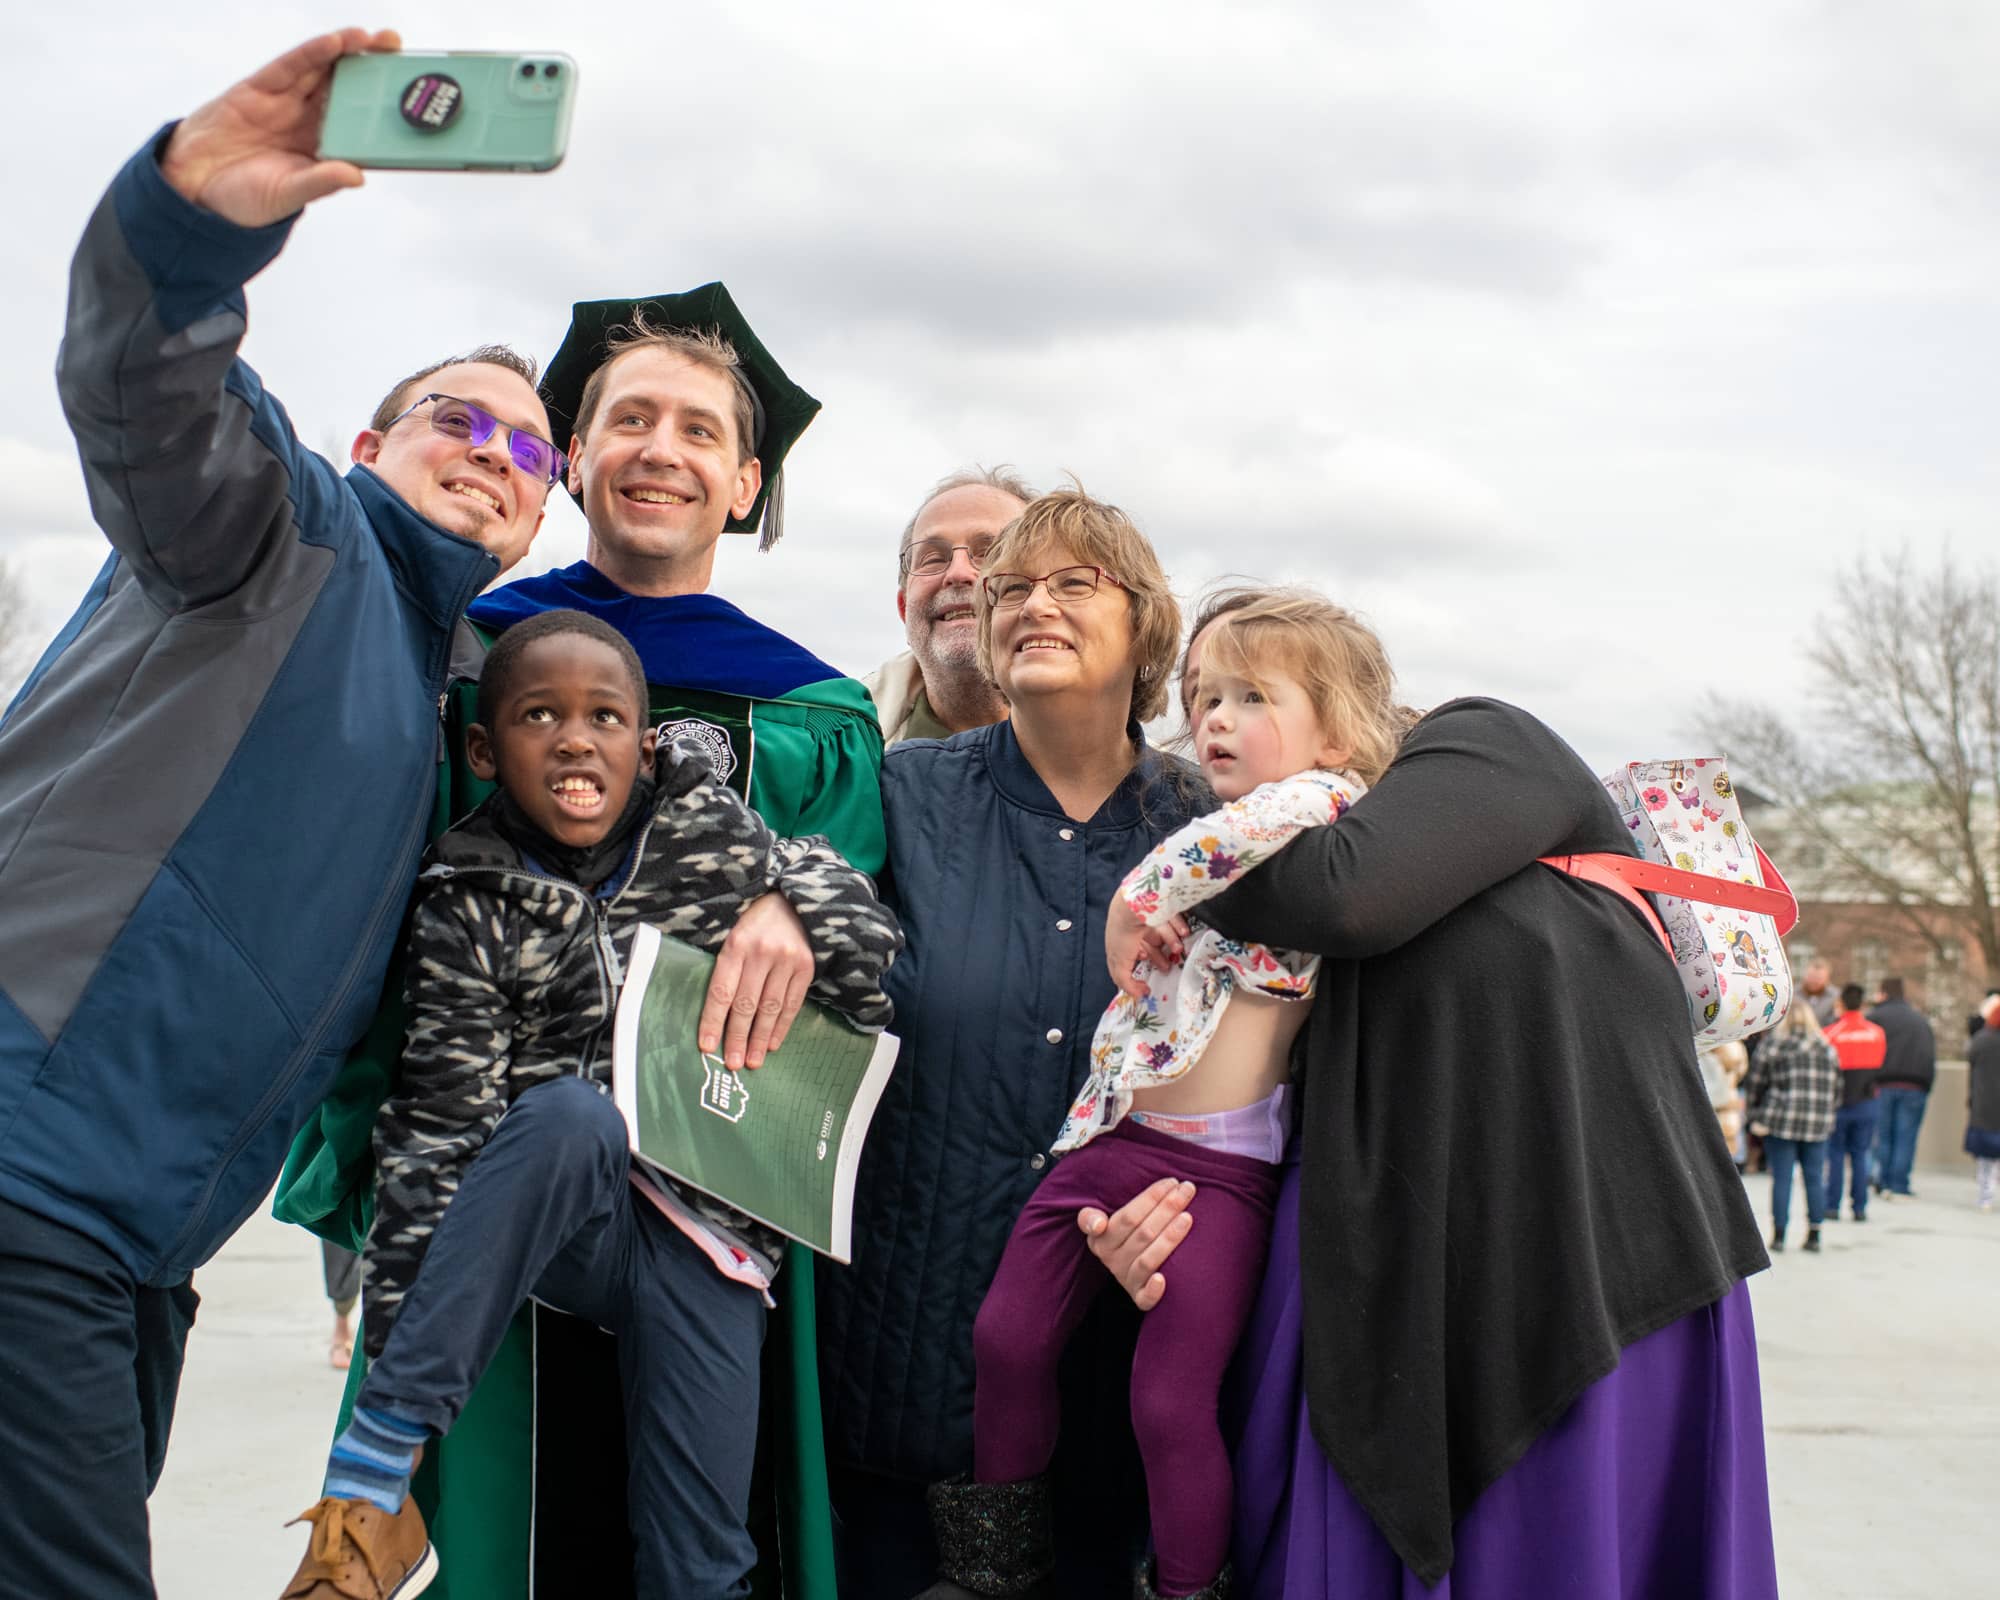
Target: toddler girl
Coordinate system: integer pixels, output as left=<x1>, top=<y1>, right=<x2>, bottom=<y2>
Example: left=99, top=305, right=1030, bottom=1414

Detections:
left=951, top=589, right=1404, bottom=1600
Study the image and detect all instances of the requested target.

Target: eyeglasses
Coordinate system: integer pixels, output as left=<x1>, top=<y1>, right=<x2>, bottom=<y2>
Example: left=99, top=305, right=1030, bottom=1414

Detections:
left=901, top=536, right=998, bottom=579
left=982, top=565, right=1126, bottom=611
left=381, top=394, right=568, bottom=487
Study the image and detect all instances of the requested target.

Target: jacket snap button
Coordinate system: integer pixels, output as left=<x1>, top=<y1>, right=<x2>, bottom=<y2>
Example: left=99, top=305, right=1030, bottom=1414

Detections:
left=1058, top=827, right=1075, bottom=841
left=1056, top=918, right=1073, bottom=932
left=1045, top=1027, right=1064, bottom=1044
left=1030, top=1153, right=1047, bottom=1170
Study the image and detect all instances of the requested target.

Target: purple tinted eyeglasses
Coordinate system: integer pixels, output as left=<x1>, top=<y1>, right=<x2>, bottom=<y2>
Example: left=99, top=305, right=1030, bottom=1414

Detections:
left=382, top=394, right=568, bottom=487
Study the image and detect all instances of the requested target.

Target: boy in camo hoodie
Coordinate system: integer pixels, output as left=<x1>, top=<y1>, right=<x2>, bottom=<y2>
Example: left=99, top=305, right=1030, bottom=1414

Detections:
left=278, top=609, right=901, bottom=1600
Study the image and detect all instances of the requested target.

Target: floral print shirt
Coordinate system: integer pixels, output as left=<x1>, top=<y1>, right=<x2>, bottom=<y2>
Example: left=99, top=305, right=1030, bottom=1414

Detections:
left=1052, top=768, right=1365, bottom=1151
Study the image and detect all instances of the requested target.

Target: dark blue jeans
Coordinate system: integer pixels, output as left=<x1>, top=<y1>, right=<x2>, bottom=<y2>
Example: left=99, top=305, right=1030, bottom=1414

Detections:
left=1763, top=1137, right=1827, bottom=1234
left=1871, top=1086, right=1929, bottom=1194
left=358, top=1075, right=766, bottom=1600
left=1824, top=1101, right=1880, bottom=1219
left=0, top=1197, right=199, bottom=1600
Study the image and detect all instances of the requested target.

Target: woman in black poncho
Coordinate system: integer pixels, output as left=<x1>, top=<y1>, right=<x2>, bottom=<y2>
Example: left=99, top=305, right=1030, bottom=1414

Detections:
left=1087, top=596, right=1779, bottom=1599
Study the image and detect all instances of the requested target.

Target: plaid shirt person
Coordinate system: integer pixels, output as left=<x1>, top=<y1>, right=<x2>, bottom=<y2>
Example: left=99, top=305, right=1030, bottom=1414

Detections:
left=1743, top=1032, right=1840, bottom=1144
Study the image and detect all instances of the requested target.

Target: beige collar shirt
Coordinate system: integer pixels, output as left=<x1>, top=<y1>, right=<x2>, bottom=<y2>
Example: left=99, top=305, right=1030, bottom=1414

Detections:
left=863, top=650, right=955, bottom=748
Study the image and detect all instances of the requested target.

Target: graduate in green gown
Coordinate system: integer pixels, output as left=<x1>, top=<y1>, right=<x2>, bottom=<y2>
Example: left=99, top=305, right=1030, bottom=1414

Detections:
left=276, top=286, right=882, bottom=1600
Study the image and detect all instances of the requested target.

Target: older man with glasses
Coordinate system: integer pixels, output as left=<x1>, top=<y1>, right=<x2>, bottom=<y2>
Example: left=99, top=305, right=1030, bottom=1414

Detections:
left=865, top=467, right=1035, bottom=746
left=0, top=32, right=565, bottom=1599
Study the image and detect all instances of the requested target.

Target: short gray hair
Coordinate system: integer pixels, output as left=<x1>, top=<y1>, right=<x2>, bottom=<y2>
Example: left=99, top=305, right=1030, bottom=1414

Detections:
left=370, top=345, right=541, bottom=431
left=896, top=464, right=1037, bottom=573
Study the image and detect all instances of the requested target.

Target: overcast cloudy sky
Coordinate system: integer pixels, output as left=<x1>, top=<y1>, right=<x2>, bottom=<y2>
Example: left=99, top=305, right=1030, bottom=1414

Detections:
left=5, top=1, right=1997, bottom=771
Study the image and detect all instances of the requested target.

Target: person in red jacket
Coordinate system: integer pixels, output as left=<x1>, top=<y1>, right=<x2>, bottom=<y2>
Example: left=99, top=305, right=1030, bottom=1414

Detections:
left=1821, top=985, right=1888, bottom=1222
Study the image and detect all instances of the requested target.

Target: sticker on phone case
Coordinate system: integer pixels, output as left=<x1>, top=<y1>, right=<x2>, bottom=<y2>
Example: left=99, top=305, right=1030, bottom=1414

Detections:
left=400, top=74, right=464, bottom=133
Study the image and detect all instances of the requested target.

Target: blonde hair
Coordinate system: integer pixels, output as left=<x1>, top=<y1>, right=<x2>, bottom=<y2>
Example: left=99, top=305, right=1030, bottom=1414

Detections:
left=1191, top=587, right=1405, bottom=784
left=974, top=484, right=1180, bottom=723
left=1779, top=1000, right=1828, bottom=1041
left=1177, top=586, right=1260, bottom=721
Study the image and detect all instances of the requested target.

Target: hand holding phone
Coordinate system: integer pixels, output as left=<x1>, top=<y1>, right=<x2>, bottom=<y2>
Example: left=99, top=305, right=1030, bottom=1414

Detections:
left=159, top=28, right=403, bottom=228
left=318, top=51, right=577, bottom=172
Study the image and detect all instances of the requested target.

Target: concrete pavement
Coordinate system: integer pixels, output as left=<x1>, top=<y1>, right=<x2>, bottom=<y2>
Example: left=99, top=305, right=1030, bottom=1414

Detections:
left=148, top=1168, right=1998, bottom=1597
left=1745, top=1165, right=1995, bottom=1598
left=150, top=1204, right=352, bottom=1596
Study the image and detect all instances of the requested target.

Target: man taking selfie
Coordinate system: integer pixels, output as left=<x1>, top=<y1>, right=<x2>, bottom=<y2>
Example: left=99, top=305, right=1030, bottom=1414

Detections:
left=0, top=30, right=563, bottom=1596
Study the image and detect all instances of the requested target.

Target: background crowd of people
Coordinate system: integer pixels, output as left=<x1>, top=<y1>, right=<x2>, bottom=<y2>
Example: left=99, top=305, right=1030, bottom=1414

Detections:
left=1713, top=959, right=2000, bottom=1252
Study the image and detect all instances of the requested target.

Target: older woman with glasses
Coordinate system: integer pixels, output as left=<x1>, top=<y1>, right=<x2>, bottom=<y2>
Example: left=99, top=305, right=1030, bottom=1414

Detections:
left=817, top=486, right=1207, bottom=1597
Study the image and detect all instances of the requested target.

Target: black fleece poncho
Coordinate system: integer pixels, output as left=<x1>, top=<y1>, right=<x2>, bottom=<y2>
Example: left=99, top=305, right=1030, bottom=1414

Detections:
left=1203, top=697, right=1768, bottom=1584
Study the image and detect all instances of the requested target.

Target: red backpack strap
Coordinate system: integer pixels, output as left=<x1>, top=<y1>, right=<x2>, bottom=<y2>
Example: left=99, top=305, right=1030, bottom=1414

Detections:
left=1542, top=851, right=1799, bottom=937
left=1540, top=854, right=1672, bottom=956
left=1751, top=845, right=1799, bottom=936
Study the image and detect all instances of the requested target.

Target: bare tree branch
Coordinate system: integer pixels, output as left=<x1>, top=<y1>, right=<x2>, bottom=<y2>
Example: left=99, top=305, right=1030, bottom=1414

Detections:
left=1698, top=545, right=2000, bottom=977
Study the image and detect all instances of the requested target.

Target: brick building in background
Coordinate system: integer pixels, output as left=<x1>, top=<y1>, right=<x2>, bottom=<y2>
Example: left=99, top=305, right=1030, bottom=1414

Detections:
left=1743, top=786, right=1996, bottom=1045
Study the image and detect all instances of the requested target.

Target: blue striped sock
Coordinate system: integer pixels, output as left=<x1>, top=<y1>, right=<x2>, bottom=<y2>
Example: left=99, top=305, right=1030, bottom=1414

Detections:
left=324, top=1406, right=428, bottom=1515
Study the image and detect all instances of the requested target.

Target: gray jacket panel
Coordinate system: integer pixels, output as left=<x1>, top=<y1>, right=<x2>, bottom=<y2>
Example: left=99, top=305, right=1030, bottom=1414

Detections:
left=0, top=134, right=499, bottom=1280
left=0, top=167, right=332, bottom=1039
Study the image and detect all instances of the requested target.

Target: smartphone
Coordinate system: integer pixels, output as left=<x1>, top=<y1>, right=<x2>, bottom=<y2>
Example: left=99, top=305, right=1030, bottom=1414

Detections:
left=318, top=51, right=576, bottom=172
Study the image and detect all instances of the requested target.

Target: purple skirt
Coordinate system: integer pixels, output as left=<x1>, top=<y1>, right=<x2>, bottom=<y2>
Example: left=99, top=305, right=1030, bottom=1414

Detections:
left=1228, top=1162, right=1778, bottom=1599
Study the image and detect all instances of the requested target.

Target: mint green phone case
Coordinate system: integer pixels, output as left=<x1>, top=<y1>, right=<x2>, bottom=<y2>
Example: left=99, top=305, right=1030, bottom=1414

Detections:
left=318, top=52, right=576, bottom=172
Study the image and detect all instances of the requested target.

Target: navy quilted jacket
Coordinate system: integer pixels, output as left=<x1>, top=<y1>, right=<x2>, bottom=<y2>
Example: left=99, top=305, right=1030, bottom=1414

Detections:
left=815, top=719, right=1205, bottom=1479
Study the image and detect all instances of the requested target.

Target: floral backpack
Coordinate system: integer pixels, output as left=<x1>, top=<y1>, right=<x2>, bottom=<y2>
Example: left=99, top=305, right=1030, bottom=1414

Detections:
left=1541, top=757, right=1797, bottom=1046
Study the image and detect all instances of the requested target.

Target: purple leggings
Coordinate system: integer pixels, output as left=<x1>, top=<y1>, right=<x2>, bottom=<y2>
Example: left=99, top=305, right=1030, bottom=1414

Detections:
left=973, top=1118, right=1281, bottom=1596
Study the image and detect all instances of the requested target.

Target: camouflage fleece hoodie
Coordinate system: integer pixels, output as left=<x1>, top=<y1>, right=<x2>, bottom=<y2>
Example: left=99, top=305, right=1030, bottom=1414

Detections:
left=361, top=736, right=901, bottom=1359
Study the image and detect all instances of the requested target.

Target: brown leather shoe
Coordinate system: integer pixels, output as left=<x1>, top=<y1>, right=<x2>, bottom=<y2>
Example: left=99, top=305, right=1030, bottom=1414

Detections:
left=281, top=1495, right=437, bottom=1599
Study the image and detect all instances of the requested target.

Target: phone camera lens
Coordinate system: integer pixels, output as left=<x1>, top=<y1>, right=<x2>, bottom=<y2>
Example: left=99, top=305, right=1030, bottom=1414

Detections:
left=519, top=62, right=535, bottom=78
left=544, top=62, right=560, bottom=78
